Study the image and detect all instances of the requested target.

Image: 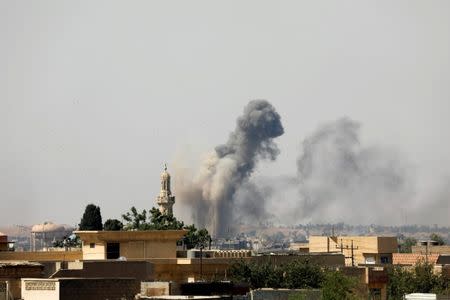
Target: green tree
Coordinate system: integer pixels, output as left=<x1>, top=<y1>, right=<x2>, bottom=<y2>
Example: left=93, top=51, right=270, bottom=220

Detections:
left=284, top=259, right=324, bottom=289
left=399, top=237, right=417, bottom=253
left=183, top=224, right=211, bottom=249
left=229, top=259, right=325, bottom=289
left=79, top=204, right=103, bottom=230
left=387, top=265, right=414, bottom=299
left=104, top=219, right=123, bottom=231
left=121, top=206, right=184, bottom=230
left=52, top=234, right=81, bottom=248
left=413, top=260, right=439, bottom=293
left=430, top=233, right=445, bottom=245
left=321, top=270, right=363, bottom=300
left=147, top=207, right=184, bottom=230
left=122, top=206, right=147, bottom=230
left=387, top=260, right=446, bottom=300
left=229, top=259, right=252, bottom=284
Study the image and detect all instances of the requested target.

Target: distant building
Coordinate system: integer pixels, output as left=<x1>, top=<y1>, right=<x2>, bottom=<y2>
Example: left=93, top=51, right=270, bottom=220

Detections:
left=289, top=242, right=309, bottom=253
left=156, top=164, right=175, bottom=215
left=308, top=236, right=398, bottom=266
left=30, top=223, right=73, bottom=251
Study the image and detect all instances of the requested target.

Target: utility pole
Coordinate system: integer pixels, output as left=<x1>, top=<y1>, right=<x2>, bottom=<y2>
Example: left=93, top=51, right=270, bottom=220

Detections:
left=336, top=239, right=359, bottom=266
left=199, top=246, right=203, bottom=281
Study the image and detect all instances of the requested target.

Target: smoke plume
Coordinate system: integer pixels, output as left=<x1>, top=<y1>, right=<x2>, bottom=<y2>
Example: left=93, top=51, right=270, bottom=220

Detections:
left=295, top=117, right=415, bottom=224
left=177, top=100, right=284, bottom=237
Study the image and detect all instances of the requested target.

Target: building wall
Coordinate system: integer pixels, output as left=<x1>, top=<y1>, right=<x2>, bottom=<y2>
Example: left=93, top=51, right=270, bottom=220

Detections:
left=21, top=279, right=60, bottom=300
left=81, top=242, right=106, bottom=260
left=121, top=240, right=177, bottom=259
left=21, top=278, right=139, bottom=300
left=309, top=236, right=397, bottom=266
left=59, top=278, right=139, bottom=300
left=80, top=239, right=178, bottom=260
left=151, top=255, right=345, bottom=282
left=377, top=237, right=398, bottom=253
left=76, top=230, right=186, bottom=260
left=0, top=251, right=82, bottom=262
left=52, top=261, right=153, bottom=281
left=140, top=281, right=171, bottom=297
left=0, top=264, right=45, bottom=299
left=412, top=245, right=450, bottom=255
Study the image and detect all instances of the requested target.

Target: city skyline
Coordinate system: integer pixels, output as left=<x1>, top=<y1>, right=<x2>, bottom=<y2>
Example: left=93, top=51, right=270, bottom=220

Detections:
left=1, top=1, right=449, bottom=227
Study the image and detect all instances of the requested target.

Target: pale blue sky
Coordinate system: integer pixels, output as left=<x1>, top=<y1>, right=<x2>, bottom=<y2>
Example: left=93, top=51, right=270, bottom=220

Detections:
left=1, top=1, right=449, bottom=226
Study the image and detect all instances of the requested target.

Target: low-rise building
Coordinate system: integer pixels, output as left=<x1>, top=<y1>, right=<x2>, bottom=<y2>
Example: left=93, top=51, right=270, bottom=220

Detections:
left=75, top=230, right=188, bottom=260
left=308, top=236, right=398, bottom=266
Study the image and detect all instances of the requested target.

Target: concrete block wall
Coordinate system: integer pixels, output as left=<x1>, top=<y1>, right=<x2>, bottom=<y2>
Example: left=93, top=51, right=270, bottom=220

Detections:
left=59, top=278, right=139, bottom=300
left=0, top=251, right=82, bottom=262
left=140, top=281, right=170, bottom=296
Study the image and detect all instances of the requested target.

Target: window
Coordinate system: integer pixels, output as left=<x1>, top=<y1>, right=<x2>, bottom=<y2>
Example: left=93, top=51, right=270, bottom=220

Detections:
left=365, top=256, right=375, bottom=264
left=89, top=243, right=95, bottom=248
left=106, top=243, right=120, bottom=259
left=380, top=256, right=389, bottom=264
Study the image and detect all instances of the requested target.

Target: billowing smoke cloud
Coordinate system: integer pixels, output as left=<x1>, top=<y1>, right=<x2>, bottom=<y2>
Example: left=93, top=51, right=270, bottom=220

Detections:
left=296, top=117, right=415, bottom=224
left=177, top=100, right=284, bottom=237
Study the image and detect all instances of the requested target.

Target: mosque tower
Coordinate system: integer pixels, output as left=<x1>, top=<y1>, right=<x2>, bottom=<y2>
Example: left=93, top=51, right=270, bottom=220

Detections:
left=156, top=164, right=175, bottom=215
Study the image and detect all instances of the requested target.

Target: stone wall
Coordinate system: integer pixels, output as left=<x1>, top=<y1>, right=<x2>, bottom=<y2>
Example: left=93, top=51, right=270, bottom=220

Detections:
left=140, top=281, right=171, bottom=297
left=59, top=278, right=139, bottom=300
left=22, top=278, right=139, bottom=300
left=0, top=251, right=82, bottom=262
left=52, top=260, right=153, bottom=281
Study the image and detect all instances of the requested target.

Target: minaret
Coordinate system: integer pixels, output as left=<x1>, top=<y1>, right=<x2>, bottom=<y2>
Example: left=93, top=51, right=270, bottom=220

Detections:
left=156, top=164, right=175, bottom=215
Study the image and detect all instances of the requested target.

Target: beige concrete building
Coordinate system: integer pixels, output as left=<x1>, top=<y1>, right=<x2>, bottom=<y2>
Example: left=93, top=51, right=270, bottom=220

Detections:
left=289, top=242, right=309, bottom=253
left=75, top=230, right=187, bottom=260
left=309, top=236, right=398, bottom=266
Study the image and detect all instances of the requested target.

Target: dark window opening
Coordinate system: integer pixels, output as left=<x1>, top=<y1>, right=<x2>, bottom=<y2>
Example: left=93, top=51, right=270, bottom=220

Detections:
left=89, top=243, right=95, bottom=248
left=106, top=242, right=120, bottom=259
left=380, top=256, right=389, bottom=264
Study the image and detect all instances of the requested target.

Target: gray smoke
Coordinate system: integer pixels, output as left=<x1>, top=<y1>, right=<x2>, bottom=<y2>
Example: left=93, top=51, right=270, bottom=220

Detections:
left=177, top=100, right=284, bottom=237
left=234, top=180, right=273, bottom=225
left=296, top=117, right=415, bottom=224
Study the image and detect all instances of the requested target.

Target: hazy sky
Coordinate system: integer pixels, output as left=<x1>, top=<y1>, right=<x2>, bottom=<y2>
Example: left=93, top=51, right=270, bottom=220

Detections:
left=1, top=1, right=449, bottom=227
